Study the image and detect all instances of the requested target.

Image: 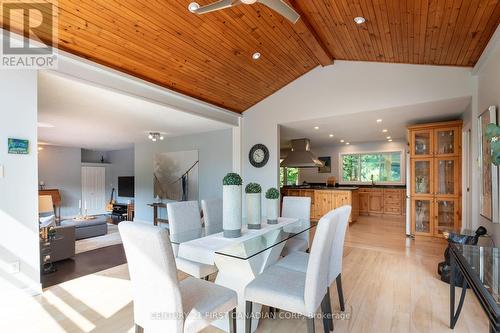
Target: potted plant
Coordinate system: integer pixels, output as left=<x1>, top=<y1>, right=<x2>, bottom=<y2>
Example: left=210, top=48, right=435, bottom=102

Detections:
left=223, top=173, right=243, bottom=238
left=486, top=123, right=500, bottom=166
left=246, top=182, right=262, bottom=229
left=265, top=187, right=280, bottom=224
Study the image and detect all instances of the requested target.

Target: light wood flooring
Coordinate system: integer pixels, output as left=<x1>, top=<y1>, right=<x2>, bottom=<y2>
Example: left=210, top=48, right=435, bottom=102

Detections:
left=2, top=216, right=488, bottom=332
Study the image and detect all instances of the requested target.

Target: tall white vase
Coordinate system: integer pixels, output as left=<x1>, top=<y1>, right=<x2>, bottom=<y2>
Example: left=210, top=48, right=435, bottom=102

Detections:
left=266, top=199, right=279, bottom=224
left=223, top=185, right=242, bottom=238
left=246, top=193, right=262, bottom=229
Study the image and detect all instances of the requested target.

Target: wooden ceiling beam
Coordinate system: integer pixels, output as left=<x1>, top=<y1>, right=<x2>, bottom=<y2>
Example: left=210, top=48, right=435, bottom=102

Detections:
left=287, top=0, right=334, bottom=67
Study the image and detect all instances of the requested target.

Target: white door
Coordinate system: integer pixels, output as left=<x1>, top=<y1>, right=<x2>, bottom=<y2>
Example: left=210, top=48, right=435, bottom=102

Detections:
left=82, top=166, right=106, bottom=216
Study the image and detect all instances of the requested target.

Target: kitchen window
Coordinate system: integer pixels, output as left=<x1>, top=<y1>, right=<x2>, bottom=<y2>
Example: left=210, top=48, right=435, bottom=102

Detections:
left=341, top=151, right=403, bottom=184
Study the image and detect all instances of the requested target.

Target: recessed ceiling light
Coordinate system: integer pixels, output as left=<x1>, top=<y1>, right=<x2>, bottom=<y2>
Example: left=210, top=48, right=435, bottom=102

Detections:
left=376, top=119, right=383, bottom=123
left=329, top=134, right=334, bottom=138
left=354, top=16, right=366, bottom=24
left=314, top=126, right=319, bottom=130
left=386, top=136, right=391, bottom=139
left=340, top=139, right=345, bottom=143
left=382, top=129, right=388, bottom=133
left=346, top=142, right=350, bottom=145
left=252, top=52, right=261, bottom=60
left=37, top=146, right=44, bottom=151
left=188, top=2, right=200, bottom=12
left=388, top=139, right=393, bottom=142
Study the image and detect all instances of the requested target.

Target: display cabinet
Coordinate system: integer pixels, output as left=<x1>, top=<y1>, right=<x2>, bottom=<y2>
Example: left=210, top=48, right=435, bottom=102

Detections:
left=408, top=120, right=462, bottom=237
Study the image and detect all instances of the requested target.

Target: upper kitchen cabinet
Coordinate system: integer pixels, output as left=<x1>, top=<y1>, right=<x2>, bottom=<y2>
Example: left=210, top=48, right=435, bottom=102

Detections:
left=409, top=120, right=462, bottom=158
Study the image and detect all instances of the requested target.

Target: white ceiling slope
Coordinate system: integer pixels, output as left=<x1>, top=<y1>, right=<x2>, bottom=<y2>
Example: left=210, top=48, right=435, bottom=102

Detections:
left=280, top=96, right=471, bottom=148
left=38, top=71, right=233, bottom=150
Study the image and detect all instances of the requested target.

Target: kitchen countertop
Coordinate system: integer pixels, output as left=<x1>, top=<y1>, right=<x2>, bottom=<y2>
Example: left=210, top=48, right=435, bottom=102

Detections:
left=283, top=185, right=406, bottom=191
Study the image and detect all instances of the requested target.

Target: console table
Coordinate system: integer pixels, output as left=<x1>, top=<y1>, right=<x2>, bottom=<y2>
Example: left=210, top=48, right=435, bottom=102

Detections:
left=148, top=203, right=167, bottom=226
left=450, top=243, right=500, bottom=332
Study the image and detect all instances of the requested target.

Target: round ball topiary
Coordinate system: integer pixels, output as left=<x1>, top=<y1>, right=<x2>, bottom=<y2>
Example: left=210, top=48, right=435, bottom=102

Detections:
left=223, top=173, right=243, bottom=186
left=265, top=187, right=280, bottom=199
left=245, top=183, right=262, bottom=193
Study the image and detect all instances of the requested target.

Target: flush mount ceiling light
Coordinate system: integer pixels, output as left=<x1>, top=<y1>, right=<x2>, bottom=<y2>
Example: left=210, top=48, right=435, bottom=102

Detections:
left=376, top=119, right=383, bottom=123
left=252, top=52, right=261, bottom=60
left=148, top=132, right=164, bottom=142
left=382, top=129, right=388, bottom=133
left=329, top=134, right=334, bottom=137
left=314, top=126, right=319, bottom=130
left=188, top=2, right=200, bottom=12
left=354, top=16, right=366, bottom=24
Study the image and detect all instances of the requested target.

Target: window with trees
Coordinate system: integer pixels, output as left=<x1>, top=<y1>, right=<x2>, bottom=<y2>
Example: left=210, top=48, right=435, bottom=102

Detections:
left=341, top=151, right=402, bottom=184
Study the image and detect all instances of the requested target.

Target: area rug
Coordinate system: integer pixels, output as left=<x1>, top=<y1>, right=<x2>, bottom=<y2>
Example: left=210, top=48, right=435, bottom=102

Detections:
left=75, top=224, right=122, bottom=254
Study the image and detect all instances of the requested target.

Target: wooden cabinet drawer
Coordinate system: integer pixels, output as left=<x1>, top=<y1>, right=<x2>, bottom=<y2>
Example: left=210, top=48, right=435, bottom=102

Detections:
left=384, top=193, right=401, bottom=201
left=384, top=205, right=402, bottom=214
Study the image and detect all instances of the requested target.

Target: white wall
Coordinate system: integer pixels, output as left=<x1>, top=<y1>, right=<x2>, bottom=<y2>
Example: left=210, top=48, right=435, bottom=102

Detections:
left=38, top=145, right=82, bottom=217
left=471, top=28, right=500, bottom=244
left=242, top=61, right=473, bottom=199
left=0, top=70, right=40, bottom=295
left=134, top=129, right=233, bottom=223
left=297, top=140, right=407, bottom=184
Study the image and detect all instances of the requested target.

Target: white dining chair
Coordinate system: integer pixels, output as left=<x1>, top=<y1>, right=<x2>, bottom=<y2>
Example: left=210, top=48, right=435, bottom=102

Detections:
left=201, top=198, right=223, bottom=235
left=276, top=205, right=352, bottom=330
left=244, top=210, right=338, bottom=333
left=167, top=201, right=218, bottom=279
left=119, top=222, right=237, bottom=333
left=281, top=196, right=311, bottom=256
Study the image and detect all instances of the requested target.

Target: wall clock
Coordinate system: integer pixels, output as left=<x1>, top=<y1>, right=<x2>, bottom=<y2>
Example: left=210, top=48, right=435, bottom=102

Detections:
left=249, top=144, right=269, bottom=168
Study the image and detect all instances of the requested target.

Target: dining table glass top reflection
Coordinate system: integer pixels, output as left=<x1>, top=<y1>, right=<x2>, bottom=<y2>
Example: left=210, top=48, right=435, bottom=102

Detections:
left=170, top=218, right=313, bottom=260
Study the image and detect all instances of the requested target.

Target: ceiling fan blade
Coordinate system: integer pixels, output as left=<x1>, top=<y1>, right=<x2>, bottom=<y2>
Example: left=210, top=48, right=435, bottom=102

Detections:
left=193, top=0, right=241, bottom=14
left=258, top=0, right=300, bottom=23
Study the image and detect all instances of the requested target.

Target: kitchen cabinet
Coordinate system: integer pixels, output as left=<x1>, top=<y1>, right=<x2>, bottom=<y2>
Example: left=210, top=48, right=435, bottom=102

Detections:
left=358, top=188, right=405, bottom=216
left=408, top=120, right=462, bottom=238
left=281, top=188, right=359, bottom=223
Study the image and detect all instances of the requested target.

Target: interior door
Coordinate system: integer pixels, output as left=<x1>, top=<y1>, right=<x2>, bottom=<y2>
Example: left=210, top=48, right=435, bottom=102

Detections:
left=82, top=166, right=106, bottom=216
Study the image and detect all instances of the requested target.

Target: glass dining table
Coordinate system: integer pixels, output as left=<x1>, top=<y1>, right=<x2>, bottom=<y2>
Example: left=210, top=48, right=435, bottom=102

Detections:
left=169, top=218, right=314, bottom=333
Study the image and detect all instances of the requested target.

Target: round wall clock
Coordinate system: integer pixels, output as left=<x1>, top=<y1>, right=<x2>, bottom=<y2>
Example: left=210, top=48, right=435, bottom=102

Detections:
left=249, top=144, right=269, bottom=168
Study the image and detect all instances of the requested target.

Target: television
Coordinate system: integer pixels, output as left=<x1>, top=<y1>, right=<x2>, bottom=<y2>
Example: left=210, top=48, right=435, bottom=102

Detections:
left=118, top=176, right=135, bottom=198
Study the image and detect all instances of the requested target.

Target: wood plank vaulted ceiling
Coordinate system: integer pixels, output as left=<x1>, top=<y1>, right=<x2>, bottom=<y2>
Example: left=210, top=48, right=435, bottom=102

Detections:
left=2, top=0, right=500, bottom=113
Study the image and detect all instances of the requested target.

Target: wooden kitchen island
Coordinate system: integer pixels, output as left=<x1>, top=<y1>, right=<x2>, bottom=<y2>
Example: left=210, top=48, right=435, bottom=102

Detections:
left=281, top=187, right=360, bottom=223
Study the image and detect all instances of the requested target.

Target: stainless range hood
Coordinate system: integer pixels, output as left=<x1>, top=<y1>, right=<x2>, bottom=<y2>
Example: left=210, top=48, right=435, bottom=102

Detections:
left=280, top=138, right=323, bottom=168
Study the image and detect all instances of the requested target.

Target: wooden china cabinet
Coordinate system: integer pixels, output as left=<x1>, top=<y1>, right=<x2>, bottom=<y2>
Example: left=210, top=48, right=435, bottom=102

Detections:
left=408, top=120, right=462, bottom=238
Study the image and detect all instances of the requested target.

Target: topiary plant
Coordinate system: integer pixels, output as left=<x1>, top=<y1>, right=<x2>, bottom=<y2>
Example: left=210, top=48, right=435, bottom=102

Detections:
left=486, top=123, right=500, bottom=166
left=223, top=173, right=243, bottom=186
left=265, top=187, right=280, bottom=199
left=245, top=183, right=262, bottom=193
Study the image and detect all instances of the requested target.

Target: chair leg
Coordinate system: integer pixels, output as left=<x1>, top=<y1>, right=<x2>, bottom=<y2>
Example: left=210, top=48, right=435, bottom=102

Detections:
left=336, top=274, right=345, bottom=312
left=229, top=308, right=236, bottom=333
left=306, top=316, right=315, bottom=333
left=321, top=293, right=333, bottom=332
left=326, top=287, right=334, bottom=331
left=245, top=301, right=253, bottom=333
left=134, top=324, right=144, bottom=333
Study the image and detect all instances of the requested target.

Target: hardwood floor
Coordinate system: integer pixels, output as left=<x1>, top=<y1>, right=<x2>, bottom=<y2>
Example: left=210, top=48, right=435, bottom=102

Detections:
left=3, top=215, right=488, bottom=332
left=42, top=244, right=127, bottom=288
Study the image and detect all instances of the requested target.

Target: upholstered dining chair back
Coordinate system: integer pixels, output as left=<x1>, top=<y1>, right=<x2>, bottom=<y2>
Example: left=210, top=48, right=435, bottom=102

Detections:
left=328, top=205, right=351, bottom=285
left=303, top=210, right=336, bottom=315
left=282, top=196, right=311, bottom=243
left=167, top=201, right=202, bottom=235
left=119, top=222, right=183, bottom=333
left=201, top=198, right=223, bottom=235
